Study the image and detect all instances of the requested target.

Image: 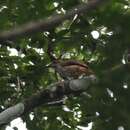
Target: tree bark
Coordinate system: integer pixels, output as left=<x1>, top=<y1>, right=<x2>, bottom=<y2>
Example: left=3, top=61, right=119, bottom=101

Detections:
left=0, top=75, right=96, bottom=126
left=0, top=0, right=106, bottom=42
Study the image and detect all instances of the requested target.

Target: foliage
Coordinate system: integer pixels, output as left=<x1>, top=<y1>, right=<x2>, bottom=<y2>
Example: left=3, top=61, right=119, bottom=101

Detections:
left=0, top=0, right=130, bottom=130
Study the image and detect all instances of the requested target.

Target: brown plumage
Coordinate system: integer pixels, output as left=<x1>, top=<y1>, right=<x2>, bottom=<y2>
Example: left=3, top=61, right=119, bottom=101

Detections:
left=50, top=59, right=94, bottom=80
left=47, top=40, right=93, bottom=79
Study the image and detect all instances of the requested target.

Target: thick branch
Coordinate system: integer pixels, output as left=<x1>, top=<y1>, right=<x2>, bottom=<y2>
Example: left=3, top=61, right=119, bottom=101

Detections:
left=0, top=75, right=96, bottom=126
left=0, top=63, right=130, bottom=126
left=0, top=0, right=106, bottom=42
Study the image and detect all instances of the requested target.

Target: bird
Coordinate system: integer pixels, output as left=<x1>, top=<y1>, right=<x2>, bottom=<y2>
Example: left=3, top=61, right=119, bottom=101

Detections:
left=47, top=41, right=94, bottom=80
left=50, top=59, right=94, bottom=80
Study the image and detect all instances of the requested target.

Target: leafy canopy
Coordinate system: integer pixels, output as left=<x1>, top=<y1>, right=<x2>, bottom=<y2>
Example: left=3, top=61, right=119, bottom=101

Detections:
left=0, top=0, right=130, bottom=130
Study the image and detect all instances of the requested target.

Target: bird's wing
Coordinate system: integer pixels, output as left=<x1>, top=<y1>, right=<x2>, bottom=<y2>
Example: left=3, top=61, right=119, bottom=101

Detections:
left=60, top=60, right=88, bottom=68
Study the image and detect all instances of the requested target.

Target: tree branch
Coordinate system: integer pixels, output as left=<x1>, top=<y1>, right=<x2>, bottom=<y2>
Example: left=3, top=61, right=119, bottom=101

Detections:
left=0, top=75, right=96, bottom=126
left=0, top=63, right=130, bottom=126
left=0, top=0, right=106, bottom=42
